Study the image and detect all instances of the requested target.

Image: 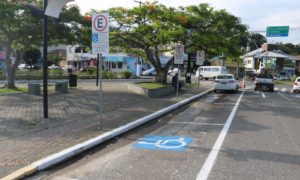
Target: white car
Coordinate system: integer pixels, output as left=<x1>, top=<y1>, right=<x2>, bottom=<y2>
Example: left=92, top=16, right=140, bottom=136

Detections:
left=213, top=74, right=239, bottom=93
left=168, top=68, right=178, bottom=75
left=142, top=68, right=157, bottom=76
left=292, top=77, right=300, bottom=93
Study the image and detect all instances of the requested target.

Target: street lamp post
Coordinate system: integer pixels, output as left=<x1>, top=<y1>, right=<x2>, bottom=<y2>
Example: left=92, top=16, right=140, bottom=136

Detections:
left=43, top=0, right=49, bottom=118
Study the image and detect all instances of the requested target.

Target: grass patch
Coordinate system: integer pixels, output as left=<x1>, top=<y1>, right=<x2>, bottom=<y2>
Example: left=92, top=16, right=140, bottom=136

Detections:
left=275, top=80, right=293, bottom=86
left=0, top=87, right=27, bottom=94
left=136, top=82, right=169, bottom=89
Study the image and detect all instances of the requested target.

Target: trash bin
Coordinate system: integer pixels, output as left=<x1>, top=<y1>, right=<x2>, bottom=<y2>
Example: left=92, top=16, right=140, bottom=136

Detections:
left=69, top=74, right=77, bottom=87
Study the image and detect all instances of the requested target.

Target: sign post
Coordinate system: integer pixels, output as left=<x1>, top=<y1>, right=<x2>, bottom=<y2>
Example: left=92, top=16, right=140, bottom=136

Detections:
left=196, top=50, right=204, bottom=93
left=92, top=13, right=109, bottom=130
left=266, top=26, right=289, bottom=37
left=175, top=45, right=184, bottom=98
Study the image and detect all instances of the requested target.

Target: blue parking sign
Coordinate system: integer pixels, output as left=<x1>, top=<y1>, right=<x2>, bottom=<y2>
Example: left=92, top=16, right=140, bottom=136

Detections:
left=133, top=135, right=193, bottom=152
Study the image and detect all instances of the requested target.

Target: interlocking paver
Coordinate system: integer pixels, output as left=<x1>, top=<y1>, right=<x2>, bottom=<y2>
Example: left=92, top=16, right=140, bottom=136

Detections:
left=0, top=81, right=211, bottom=178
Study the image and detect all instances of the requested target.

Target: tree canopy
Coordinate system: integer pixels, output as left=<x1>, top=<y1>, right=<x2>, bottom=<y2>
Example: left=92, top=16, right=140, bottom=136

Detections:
left=0, top=0, right=83, bottom=88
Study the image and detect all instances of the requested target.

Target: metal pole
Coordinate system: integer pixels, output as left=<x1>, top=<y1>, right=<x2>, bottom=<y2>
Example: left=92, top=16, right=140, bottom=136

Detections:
left=43, top=0, right=48, bottom=118
left=98, top=53, right=103, bottom=130
left=96, top=56, right=99, bottom=86
left=198, top=67, right=200, bottom=93
left=176, top=64, right=179, bottom=99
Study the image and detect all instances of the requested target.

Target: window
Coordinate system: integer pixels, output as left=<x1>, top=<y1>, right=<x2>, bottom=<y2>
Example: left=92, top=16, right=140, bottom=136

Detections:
left=248, top=60, right=251, bottom=64
left=217, top=75, right=234, bottom=79
left=118, top=62, right=122, bottom=69
left=112, top=62, right=116, bottom=69
left=204, top=68, right=211, bottom=71
left=212, top=68, right=219, bottom=71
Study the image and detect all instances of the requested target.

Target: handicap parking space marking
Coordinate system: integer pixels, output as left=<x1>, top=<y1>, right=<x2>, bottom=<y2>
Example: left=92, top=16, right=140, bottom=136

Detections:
left=133, top=135, right=193, bottom=152
left=261, top=93, right=266, bottom=98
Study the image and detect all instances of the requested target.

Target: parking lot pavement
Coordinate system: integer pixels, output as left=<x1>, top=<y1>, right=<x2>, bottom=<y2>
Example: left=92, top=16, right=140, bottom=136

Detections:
left=0, top=81, right=211, bottom=178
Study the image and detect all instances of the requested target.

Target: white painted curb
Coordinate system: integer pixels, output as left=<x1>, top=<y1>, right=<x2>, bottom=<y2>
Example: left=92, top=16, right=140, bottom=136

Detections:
left=4, top=89, right=212, bottom=179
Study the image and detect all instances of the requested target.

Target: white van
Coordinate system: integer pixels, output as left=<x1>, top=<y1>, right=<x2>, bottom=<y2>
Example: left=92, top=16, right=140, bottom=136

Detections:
left=196, top=66, right=228, bottom=80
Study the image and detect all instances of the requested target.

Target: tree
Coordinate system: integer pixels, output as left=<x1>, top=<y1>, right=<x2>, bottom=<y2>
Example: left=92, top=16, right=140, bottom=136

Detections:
left=23, top=49, right=41, bottom=66
left=0, top=1, right=83, bottom=88
left=249, top=33, right=267, bottom=51
left=109, top=2, right=185, bottom=83
left=109, top=3, right=248, bottom=83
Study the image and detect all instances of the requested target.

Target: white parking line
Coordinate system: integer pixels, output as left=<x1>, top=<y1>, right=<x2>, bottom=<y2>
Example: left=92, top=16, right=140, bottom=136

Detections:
left=196, top=91, right=244, bottom=180
left=262, top=93, right=266, bottom=98
left=169, top=122, right=225, bottom=126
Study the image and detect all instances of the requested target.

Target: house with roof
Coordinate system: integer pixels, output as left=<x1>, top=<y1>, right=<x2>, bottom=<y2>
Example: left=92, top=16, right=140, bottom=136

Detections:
left=66, top=45, right=139, bottom=75
left=243, top=43, right=296, bottom=76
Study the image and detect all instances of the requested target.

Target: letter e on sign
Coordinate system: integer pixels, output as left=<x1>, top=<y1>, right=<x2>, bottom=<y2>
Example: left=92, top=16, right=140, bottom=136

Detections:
left=92, top=13, right=109, bottom=33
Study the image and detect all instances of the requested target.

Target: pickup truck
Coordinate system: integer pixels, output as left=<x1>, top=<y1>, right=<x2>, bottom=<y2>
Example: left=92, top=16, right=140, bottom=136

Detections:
left=254, top=74, right=275, bottom=92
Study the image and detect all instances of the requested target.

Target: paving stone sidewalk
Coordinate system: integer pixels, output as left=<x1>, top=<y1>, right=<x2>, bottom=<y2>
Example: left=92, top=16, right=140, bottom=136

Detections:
left=0, top=81, right=212, bottom=178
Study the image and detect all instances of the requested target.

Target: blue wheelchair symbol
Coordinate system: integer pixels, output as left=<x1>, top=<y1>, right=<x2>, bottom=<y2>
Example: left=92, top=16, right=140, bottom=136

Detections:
left=133, top=135, right=193, bottom=152
left=92, top=33, right=98, bottom=43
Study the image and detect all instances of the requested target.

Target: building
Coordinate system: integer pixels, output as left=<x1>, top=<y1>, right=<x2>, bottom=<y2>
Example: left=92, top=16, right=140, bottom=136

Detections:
left=243, top=43, right=296, bottom=75
left=66, top=45, right=139, bottom=75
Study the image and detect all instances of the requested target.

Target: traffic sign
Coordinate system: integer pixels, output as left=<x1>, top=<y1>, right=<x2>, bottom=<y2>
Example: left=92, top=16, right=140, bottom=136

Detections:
left=196, top=50, right=205, bottom=65
left=133, top=135, right=193, bottom=152
left=92, top=13, right=109, bottom=54
left=266, top=26, right=289, bottom=37
left=174, top=44, right=184, bottom=64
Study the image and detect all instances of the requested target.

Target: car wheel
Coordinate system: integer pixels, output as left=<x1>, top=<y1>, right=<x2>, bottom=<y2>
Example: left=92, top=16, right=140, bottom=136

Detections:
left=270, top=88, right=274, bottom=92
left=204, top=78, right=209, bottom=80
left=213, top=90, right=217, bottom=93
left=254, top=87, right=258, bottom=91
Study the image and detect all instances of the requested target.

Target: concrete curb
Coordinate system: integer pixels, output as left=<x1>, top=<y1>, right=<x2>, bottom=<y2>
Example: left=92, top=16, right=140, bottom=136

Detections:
left=1, top=89, right=212, bottom=180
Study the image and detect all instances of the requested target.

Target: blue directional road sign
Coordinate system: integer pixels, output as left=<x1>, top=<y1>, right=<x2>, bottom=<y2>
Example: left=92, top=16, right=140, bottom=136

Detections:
left=133, top=135, right=193, bottom=152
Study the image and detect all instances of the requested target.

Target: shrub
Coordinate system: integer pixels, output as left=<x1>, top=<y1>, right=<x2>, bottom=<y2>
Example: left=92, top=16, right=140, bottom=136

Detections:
left=102, top=71, right=117, bottom=79
left=49, top=69, right=64, bottom=76
left=291, top=75, right=297, bottom=82
left=120, top=71, right=132, bottom=79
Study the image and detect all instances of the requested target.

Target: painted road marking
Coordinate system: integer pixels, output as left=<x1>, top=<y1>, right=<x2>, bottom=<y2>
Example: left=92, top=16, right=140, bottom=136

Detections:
left=196, top=91, right=244, bottom=180
left=274, top=87, right=279, bottom=91
left=262, top=93, right=266, bottom=98
left=133, top=135, right=192, bottom=152
left=296, top=95, right=300, bottom=98
left=277, top=92, right=291, bottom=102
left=281, top=88, right=287, bottom=92
left=169, top=122, right=225, bottom=126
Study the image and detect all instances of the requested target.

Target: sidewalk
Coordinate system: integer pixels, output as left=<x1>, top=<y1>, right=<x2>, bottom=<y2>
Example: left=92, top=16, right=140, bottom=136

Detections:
left=0, top=81, right=212, bottom=178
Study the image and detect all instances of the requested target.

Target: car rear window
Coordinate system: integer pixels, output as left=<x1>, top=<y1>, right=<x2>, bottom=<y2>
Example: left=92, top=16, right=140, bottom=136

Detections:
left=258, top=74, right=273, bottom=79
left=217, top=75, right=233, bottom=79
left=297, top=78, right=300, bottom=82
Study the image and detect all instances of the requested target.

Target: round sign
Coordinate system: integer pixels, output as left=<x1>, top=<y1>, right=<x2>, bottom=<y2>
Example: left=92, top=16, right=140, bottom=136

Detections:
left=93, top=15, right=108, bottom=32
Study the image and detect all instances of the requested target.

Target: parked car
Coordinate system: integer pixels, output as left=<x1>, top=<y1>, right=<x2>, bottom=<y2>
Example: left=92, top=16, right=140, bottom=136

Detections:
left=292, top=77, right=300, bottom=93
left=168, top=68, right=178, bottom=75
left=142, top=68, right=157, bottom=76
left=254, top=74, right=274, bottom=92
left=18, top=64, right=30, bottom=70
left=196, top=66, right=228, bottom=80
left=213, top=74, right=239, bottom=93
left=48, top=64, right=62, bottom=70
left=274, top=72, right=290, bottom=81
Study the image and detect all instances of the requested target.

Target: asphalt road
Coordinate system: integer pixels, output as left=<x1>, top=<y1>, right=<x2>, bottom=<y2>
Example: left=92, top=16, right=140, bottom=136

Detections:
left=28, top=89, right=300, bottom=180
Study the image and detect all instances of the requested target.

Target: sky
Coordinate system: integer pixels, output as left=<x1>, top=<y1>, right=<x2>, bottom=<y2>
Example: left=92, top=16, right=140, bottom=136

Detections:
left=72, top=0, right=300, bottom=44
